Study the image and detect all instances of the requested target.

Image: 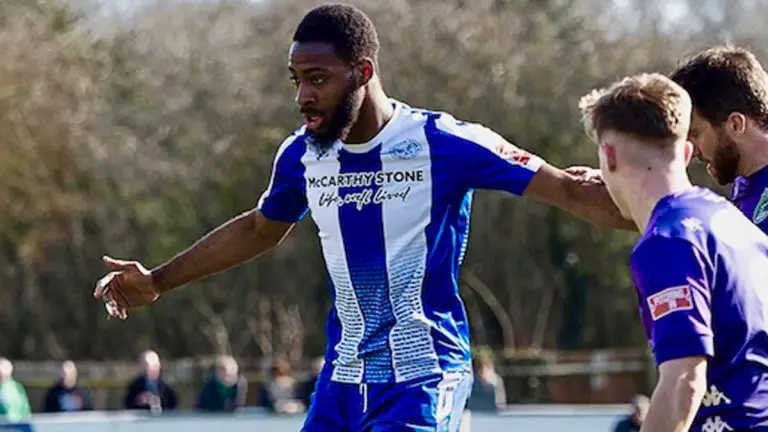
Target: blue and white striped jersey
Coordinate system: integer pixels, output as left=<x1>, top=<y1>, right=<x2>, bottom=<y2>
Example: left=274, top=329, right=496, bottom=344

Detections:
left=258, top=101, right=542, bottom=384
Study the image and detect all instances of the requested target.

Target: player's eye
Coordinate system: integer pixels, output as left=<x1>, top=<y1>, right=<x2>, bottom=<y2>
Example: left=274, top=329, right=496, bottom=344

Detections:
left=289, top=76, right=299, bottom=87
left=310, top=76, right=327, bottom=86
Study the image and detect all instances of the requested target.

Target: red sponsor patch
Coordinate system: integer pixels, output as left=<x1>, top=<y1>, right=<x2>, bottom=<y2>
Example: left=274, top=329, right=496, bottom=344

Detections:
left=646, top=285, right=693, bottom=320
left=494, top=142, right=532, bottom=165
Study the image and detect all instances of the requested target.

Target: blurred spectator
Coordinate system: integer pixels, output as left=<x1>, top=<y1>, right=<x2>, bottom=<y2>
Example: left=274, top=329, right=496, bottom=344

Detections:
left=260, top=358, right=304, bottom=414
left=196, top=355, right=248, bottom=412
left=124, top=350, right=178, bottom=413
left=611, top=394, right=649, bottom=432
left=0, top=358, right=30, bottom=422
left=466, top=355, right=506, bottom=412
left=300, top=357, right=324, bottom=409
left=42, top=361, right=92, bottom=413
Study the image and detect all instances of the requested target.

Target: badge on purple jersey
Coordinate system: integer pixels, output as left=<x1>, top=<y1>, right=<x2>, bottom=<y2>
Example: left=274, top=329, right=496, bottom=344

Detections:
left=732, top=166, right=768, bottom=234
left=752, top=188, right=768, bottom=225
left=646, top=285, right=694, bottom=320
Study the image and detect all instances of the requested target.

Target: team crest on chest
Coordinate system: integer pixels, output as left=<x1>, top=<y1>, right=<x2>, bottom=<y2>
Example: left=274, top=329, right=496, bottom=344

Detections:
left=384, top=139, right=423, bottom=160
left=753, top=188, right=768, bottom=224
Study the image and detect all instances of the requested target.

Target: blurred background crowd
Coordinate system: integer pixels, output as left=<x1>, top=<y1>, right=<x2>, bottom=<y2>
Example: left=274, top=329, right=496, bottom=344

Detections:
left=0, top=352, right=650, bottom=430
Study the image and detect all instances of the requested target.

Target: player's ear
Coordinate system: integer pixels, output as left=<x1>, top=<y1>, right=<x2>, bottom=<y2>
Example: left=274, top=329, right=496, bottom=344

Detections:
left=356, top=58, right=374, bottom=86
left=726, top=112, right=748, bottom=136
left=683, top=140, right=694, bottom=167
left=601, top=142, right=618, bottom=173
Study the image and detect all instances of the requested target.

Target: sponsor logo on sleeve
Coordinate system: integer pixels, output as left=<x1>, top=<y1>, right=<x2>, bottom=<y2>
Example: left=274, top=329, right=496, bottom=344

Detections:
left=646, top=285, right=693, bottom=321
left=493, top=141, right=533, bottom=166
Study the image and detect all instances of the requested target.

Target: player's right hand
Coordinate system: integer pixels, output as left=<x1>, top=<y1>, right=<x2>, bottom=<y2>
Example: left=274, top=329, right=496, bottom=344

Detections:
left=94, top=255, right=159, bottom=320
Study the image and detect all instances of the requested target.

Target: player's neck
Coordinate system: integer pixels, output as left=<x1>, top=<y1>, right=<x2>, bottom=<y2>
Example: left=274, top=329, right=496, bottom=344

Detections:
left=344, top=82, right=393, bottom=144
left=624, top=167, right=693, bottom=232
left=738, top=130, right=768, bottom=178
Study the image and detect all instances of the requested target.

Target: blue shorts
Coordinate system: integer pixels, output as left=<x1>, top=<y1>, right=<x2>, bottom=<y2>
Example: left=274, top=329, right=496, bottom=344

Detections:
left=302, top=367, right=473, bottom=432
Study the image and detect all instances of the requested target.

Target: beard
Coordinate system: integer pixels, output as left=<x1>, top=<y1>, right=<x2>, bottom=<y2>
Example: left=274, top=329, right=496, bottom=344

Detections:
left=307, top=77, right=364, bottom=151
left=708, top=129, right=741, bottom=185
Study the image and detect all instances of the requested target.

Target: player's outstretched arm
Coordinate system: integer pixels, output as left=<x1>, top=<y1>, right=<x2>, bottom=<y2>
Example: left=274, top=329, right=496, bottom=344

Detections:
left=641, top=357, right=707, bottom=432
left=150, top=209, right=292, bottom=292
left=429, top=117, right=635, bottom=230
left=524, top=163, right=637, bottom=230
left=94, top=210, right=293, bottom=319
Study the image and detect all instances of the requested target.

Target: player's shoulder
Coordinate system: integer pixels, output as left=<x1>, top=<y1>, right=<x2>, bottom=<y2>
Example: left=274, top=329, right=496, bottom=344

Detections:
left=385, top=100, right=457, bottom=135
left=279, top=126, right=309, bottom=150
left=636, top=187, right=762, bottom=256
left=630, top=231, right=707, bottom=281
left=633, top=189, right=717, bottom=253
left=382, top=101, right=496, bottom=154
left=397, top=103, right=543, bottom=171
left=273, top=126, right=310, bottom=163
left=649, top=188, right=726, bottom=233
left=388, top=100, right=489, bottom=141
left=423, top=108, right=499, bottom=147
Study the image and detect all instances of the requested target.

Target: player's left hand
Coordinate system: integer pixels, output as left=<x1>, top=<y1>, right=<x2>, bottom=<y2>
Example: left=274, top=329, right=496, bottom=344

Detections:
left=565, top=166, right=604, bottom=184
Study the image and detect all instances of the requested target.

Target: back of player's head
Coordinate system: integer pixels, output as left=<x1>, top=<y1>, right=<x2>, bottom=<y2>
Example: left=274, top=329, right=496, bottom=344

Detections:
left=671, top=46, right=768, bottom=130
left=293, top=3, right=380, bottom=64
left=579, top=73, right=691, bottom=146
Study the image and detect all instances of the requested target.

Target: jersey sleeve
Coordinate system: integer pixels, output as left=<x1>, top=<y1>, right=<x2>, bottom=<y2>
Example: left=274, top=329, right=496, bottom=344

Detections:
left=630, top=236, right=714, bottom=365
left=428, top=115, right=544, bottom=195
left=256, top=134, right=309, bottom=223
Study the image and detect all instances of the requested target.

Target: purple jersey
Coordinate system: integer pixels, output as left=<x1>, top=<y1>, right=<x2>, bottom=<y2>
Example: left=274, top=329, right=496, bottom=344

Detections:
left=630, top=187, right=768, bottom=431
left=732, top=165, right=768, bottom=234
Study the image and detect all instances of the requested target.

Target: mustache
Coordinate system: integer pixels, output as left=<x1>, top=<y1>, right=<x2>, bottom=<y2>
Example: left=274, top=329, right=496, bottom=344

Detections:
left=300, top=107, right=323, bottom=116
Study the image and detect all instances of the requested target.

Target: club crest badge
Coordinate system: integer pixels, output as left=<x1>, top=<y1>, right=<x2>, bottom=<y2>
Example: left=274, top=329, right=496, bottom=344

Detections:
left=386, top=140, right=423, bottom=160
left=753, top=188, right=768, bottom=224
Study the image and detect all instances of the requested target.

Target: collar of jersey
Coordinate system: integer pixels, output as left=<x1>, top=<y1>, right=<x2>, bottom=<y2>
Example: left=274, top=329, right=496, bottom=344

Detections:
left=736, top=164, right=768, bottom=195
left=341, top=100, right=403, bottom=154
left=645, top=187, right=702, bottom=228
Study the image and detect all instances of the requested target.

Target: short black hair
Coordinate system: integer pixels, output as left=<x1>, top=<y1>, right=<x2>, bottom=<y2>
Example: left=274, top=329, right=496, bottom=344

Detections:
left=293, top=3, right=380, bottom=64
left=670, top=46, right=768, bottom=130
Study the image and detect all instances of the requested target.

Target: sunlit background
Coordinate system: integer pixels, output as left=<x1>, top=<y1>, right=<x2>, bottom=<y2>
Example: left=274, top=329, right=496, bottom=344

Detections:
left=0, top=0, right=763, bottom=430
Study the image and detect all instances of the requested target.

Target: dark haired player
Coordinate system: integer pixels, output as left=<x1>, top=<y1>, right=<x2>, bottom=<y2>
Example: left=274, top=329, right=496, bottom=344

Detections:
left=672, top=46, right=768, bottom=233
left=94, top=4, right=633, bottom=431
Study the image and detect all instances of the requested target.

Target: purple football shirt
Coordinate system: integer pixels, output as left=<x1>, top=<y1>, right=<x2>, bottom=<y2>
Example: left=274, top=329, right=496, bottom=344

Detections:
left=630, top=187, right=768, bottom=431
left=732, top=165, right=768, bottom=234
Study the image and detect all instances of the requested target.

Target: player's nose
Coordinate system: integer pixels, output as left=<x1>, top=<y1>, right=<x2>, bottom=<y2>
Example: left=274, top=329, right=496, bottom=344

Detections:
left=692, top=145, right=704, bottom=161
left=295, top=83, right=317, bottom=108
